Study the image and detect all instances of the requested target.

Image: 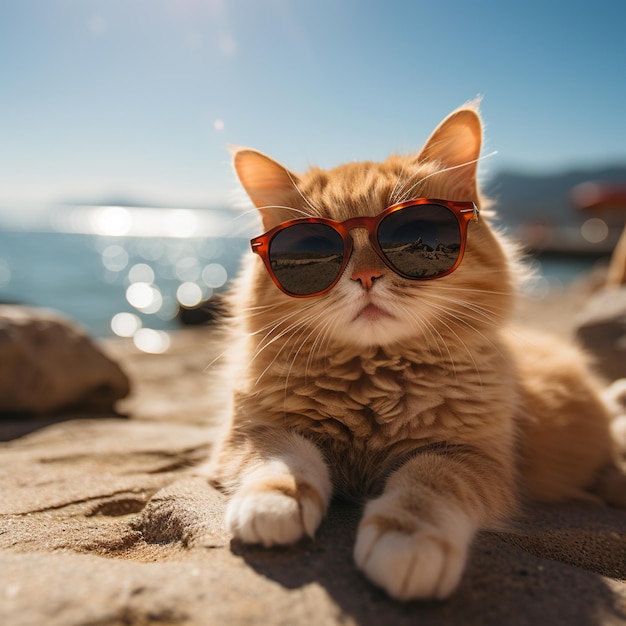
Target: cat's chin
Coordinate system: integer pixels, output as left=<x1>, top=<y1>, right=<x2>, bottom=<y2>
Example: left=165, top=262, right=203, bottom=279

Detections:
left=353, top=303, right=395, bottom=323
left=330, top=306, right=412, bottom=349
left=338, top=324, right=411, bottom=349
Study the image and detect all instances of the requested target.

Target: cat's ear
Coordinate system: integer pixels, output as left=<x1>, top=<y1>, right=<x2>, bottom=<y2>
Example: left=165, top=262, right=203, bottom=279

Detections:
left=232, top=148, right=303, bottom=231
left=418, top=105, right=483, bottom=199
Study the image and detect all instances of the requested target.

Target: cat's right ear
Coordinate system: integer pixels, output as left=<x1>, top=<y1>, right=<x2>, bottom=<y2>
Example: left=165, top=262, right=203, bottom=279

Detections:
left=232, top=148, right=303, bottom=231
left=417, top=105, right=483, bottom=200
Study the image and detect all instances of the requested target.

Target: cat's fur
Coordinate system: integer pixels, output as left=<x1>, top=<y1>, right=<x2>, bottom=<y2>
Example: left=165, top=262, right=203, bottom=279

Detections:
left=204, top=104, right=626, bottom=600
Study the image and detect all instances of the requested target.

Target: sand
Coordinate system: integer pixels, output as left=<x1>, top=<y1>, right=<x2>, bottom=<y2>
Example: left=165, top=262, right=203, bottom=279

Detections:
left=1, top=289, right=626, bottom=626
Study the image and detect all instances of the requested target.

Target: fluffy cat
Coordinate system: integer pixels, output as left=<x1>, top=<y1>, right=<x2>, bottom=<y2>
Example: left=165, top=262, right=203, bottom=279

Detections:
left=204, top=104, right=626, bottom=601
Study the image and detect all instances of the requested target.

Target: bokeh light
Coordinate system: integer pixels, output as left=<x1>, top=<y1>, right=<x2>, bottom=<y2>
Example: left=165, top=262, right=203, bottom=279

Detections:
left=156, top=295, right=179, bottom=320
left=128, top=263, right=155, bottom=284
left=175, top=256, right=201, bottom=282
left=201, top=263, right=227, bottom=288
left=176, top=282, right=204, bottom=307
left=136, top=239, right=166, bottom=262
left=133, top=328, right=171, bottom=354
left=126, top=282, right=163, bottom=314
left=202, top=239, right=224, bottom=260
left=111, top=312, right=142, bottom=337
left=101, top=245, right=129, bottom=272
left=581, top=218, right=609, bottom=244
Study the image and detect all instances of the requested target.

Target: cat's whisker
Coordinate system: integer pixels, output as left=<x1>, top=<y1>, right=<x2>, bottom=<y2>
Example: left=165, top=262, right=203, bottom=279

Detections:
left=237, top=302, right=299, bottom=320
left=434, top=284, right=513, bottom=297
left=231, top=206, right=263, bottom=221
left=249, top=311, right=309, bottom=366
left=393, top=300, right=460, bottom=377
left=279, top=305, right=327, bottom=363
left=204, top=350, right=227, bottom=373
left=252, top=301, right=322, bottom=343
left=249, top=298, right=317, bottom=329
left=434, top=283, right=515, bottom=304
left=250, top=304, right=330, bottom=383
left=258, top=204, right=320, bottom=220
left=388, top=161, right=413, bottom=207
left=391, top=167, right=430, bottom=206
left=251, top=313, right=314, bottom=368
left=395, top=151, right=498, bottom=204
left=417, top=297, right=505, bottom=376
left=263, top=311, right=330, bottom=389
left=424, top=293, right=504, bottom=327
left=282, top=309, right=338, bottom=399
left=426, top=308, right=482, bottom=384
left=394, top=302, right=442, bottom=352
left=395, top=291, right=483, bottom=377
left=284, top=170, right=325, bottom=218
left=304, top=309, right=341, bottom=378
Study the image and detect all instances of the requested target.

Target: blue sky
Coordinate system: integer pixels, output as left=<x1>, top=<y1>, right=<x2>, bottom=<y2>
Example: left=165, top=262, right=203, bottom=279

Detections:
left=1, top=0, right=625, bottom=208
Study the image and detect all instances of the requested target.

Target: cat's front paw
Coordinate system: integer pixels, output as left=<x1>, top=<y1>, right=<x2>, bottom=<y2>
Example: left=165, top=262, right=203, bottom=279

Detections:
left=354, top=499, right=475, bottom=601
left=226, top=480, right=325, bottom=547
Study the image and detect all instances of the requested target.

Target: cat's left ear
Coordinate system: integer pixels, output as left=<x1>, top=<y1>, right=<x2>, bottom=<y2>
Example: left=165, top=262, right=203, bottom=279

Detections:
left=232, top=148, right=303, bottom=231
left=418, top=104, right=483, bottom=200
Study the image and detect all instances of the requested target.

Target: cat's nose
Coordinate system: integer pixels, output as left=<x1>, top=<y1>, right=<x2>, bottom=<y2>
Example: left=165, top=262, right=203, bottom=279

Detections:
left=351, top=269, right=383, bottom=291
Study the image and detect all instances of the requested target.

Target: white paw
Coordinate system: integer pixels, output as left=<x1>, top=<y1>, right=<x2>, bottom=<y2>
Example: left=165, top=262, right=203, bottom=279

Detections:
left=354, top=502, right=475, bottom=600
left=226, top=487, right=324, bottom=547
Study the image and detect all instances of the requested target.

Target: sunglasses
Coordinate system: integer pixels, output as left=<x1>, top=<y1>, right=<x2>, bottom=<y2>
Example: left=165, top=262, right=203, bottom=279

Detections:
left=250, top=198, right=479, bottom=297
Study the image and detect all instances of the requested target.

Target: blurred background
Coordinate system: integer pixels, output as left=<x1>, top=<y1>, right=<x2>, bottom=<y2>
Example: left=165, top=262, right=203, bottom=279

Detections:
left=2, top=0, right=626, bottom=352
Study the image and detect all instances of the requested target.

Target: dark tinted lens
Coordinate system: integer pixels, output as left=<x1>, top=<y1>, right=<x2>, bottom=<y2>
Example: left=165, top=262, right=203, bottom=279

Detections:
left=269, top=223, right=345, bottom=295
left=378, top=204, right=461, bottom=278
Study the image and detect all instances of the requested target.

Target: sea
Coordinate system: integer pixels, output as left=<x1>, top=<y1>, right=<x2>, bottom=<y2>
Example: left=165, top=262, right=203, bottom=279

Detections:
left=0, top=204, right=603, bottom=353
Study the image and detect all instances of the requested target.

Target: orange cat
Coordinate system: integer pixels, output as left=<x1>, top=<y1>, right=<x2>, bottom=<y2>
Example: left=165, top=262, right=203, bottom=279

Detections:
left=205, top=104, right=625, bottom=600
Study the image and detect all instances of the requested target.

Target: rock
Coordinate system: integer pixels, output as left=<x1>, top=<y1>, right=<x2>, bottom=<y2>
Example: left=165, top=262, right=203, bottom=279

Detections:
left=574, top=287, right=626, bottom=380
left=0, top=305, right=130, bottom=414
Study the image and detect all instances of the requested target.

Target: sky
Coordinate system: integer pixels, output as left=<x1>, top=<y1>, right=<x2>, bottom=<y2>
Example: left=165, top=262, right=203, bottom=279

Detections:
left=1, top=0, right=626, bottom=209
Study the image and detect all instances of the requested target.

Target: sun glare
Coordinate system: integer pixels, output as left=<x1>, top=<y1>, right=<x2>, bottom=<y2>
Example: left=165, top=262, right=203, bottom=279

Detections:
left=94, top=207, right=133, bottom=237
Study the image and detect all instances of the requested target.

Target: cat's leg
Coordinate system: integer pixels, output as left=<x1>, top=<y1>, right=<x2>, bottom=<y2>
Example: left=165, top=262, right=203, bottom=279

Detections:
left=354, top=447, right=515, bottom=600
left=210, top=428, right=332, bottom=547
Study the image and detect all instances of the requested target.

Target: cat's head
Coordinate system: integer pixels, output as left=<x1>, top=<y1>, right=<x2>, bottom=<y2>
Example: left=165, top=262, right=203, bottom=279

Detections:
left=233, top=104, right=516, bottom=351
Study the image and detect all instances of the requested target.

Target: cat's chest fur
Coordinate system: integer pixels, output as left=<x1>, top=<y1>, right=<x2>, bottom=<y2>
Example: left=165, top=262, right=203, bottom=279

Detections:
left=244, top=336, right=514, bottom=448
left=238, top=337, right=516, bottom=498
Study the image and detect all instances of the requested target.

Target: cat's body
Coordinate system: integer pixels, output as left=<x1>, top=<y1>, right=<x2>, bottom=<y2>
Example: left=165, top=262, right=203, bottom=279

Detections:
left=205, top=104, right=625, bottom=600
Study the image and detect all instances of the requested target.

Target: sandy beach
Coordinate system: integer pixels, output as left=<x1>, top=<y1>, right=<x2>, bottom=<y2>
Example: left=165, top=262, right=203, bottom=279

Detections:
left=1, top=284, right=625, bottom=626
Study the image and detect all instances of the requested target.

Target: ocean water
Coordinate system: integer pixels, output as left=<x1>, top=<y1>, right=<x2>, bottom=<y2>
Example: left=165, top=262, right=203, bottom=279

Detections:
left=0, top=229, right=248, bottom=334
left=0, top=205, right=255, bottom=351
left=0, top=205, right=601, bottom=352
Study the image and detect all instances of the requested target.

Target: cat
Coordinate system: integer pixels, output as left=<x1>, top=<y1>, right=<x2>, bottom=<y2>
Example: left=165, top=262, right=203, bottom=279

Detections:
left=203, top=103, right=626, bottom=601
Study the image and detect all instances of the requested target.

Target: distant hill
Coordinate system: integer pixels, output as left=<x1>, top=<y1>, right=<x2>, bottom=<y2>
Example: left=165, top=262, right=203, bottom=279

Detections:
left=46, top=165, right=626, bottom=254
left=481, top=165, right=626, bottom=255
left=484, top=166, right=626, bottom=229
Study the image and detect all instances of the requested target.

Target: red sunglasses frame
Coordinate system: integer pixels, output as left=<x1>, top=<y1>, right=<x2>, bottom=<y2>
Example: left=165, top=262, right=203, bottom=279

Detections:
left=250, top=198, right=479, bottom=297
